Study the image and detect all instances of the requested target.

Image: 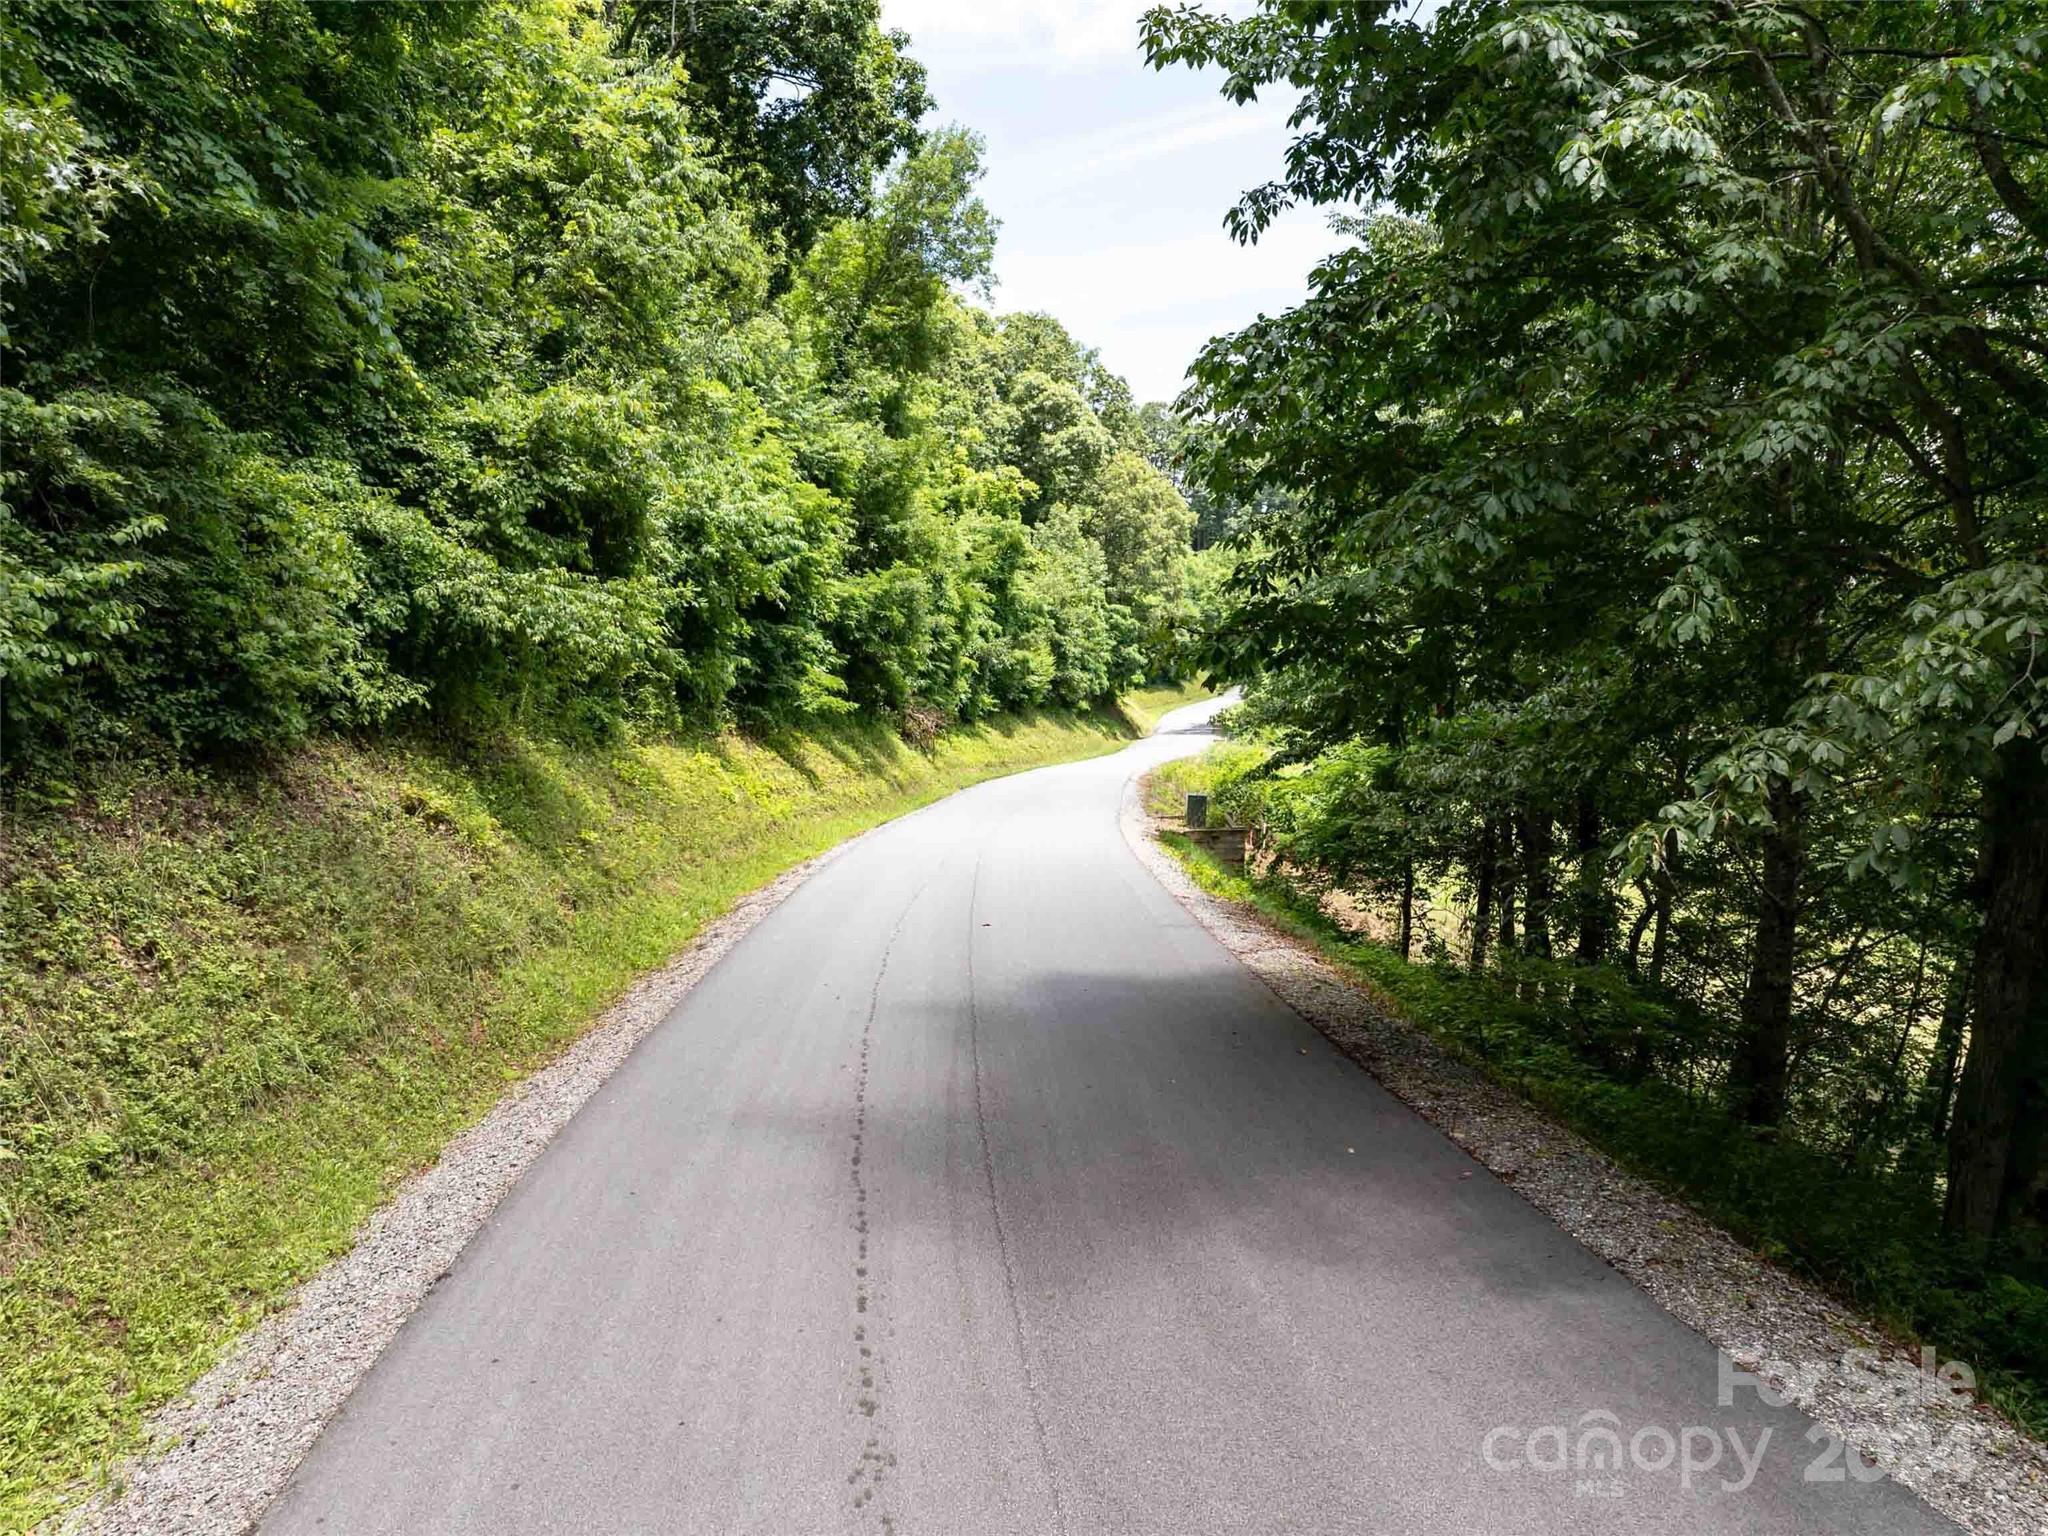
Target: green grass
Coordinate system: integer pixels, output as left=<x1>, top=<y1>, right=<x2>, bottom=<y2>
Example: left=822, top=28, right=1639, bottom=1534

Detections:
left=1151, top=809, right=2048, bottom=1443
left=1119, top=680, right=1217, bottom=736
left=0, top=707, right=1133, bottom=1530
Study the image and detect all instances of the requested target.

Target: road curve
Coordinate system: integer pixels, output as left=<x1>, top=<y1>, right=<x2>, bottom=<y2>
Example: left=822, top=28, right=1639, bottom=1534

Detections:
left=262, top=698, right=1950, bottom=1535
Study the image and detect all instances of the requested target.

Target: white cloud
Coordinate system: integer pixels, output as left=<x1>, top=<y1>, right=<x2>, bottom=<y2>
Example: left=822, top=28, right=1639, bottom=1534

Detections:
left=881, top=0, right=1154, bottom=68
left=879, top=0, right=1323, bottom=402
left=995, top=216, right=1341, bottom=401
left=1000, top=97, right=1293, bottom=193
left=997, top=219, right=1332, bottom=324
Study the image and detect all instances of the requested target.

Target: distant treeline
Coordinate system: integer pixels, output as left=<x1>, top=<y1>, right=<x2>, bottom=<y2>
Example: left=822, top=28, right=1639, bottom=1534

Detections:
left=1, top=0, right=1206, bottom=781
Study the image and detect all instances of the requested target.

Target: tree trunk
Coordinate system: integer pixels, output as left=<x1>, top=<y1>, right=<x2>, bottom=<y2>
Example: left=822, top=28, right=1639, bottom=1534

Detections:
left=1625, top=901, right=1652, bottom=974
left=1730, top=779, right=1803, bottom=1126
left=1851, top=937, right=1933, bottom=1165
left=1919, top=958, right=1972, bottom=1141
left=1471, top=819, right=1497, bottom=974
left=2000, top=1069, right=2048, bottom=1234
left=1398, top=857, right=1416, bottom=962
left=1945, top=744, right=2048, bottom=1239
left=1515, top=804, right=1553, bottom=959
left=1648, top=873, right=1673, bottom=985
left=1572, top=792, right=1611, bottom=965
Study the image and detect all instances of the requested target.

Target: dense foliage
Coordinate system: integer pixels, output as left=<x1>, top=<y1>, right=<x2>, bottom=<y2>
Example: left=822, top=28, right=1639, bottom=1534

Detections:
left=0, top=0, right=1198, bottom=784
left=1146, top=0, right=2048, bottom=1329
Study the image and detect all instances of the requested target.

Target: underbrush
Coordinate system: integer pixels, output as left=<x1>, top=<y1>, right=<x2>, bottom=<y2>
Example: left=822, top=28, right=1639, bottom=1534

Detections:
left=0, top=707, right=1131, bottom=1528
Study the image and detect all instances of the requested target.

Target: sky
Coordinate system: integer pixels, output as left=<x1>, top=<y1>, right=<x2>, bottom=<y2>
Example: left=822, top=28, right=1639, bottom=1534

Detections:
left=878, top=0, right=1333, bottom=406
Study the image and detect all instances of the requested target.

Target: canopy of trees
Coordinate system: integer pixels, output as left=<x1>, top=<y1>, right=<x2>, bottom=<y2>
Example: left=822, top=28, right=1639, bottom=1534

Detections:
left=0, top=0, right=1199, bottom=781
left=1146, top=0, right=2048, bottom=1282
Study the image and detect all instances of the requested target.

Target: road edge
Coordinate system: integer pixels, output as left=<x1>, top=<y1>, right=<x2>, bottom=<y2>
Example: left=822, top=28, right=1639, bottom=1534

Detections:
left=1117, top=772, right=2044, bottom=1536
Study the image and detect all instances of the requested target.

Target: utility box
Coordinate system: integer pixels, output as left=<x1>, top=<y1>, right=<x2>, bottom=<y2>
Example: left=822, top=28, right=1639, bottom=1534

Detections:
left=1185, top=792, right=1209, bottom=828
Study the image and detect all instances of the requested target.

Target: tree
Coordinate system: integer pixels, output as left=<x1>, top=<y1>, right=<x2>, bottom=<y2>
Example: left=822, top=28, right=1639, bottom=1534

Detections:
left=1146, top=0, right=2048, bottom=1231
left=618, top=0, right=930, bottom=262
left=1086, top=450, right=1195, bottom=683
left=1135, top=402, right=1238, bottom=549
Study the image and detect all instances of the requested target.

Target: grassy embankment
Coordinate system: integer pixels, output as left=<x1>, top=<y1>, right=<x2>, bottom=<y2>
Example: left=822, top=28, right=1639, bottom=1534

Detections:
left=0, top=707, right=1136, bottom=1529
left=1146, top=750, right=2048, bottom=1440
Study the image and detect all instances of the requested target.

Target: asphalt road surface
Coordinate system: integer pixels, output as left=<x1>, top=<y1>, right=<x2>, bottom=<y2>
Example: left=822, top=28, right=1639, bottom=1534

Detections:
left=263, top=697, right=1953, bottom=1535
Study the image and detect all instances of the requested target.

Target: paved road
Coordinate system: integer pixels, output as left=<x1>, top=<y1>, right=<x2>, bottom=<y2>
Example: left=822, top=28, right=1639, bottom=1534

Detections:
left=263, top=698, right=1951, bottom=1535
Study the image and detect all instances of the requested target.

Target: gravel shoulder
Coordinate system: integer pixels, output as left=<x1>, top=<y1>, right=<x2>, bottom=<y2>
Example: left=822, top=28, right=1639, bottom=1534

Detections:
left=1119, top=779, right=2048, bottom=1536
left=44, top=839, right=858, bottom=1536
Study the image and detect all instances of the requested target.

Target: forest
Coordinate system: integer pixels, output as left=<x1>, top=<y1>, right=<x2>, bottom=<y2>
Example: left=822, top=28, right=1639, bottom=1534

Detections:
left=1, top=0, right=1206, bottom=784
left=1145, top=1, right=2048, bottom=1417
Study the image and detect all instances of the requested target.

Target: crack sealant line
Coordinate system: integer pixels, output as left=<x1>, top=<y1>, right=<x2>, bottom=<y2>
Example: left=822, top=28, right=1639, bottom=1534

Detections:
left=846, top=872, right=936, bottom=1532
